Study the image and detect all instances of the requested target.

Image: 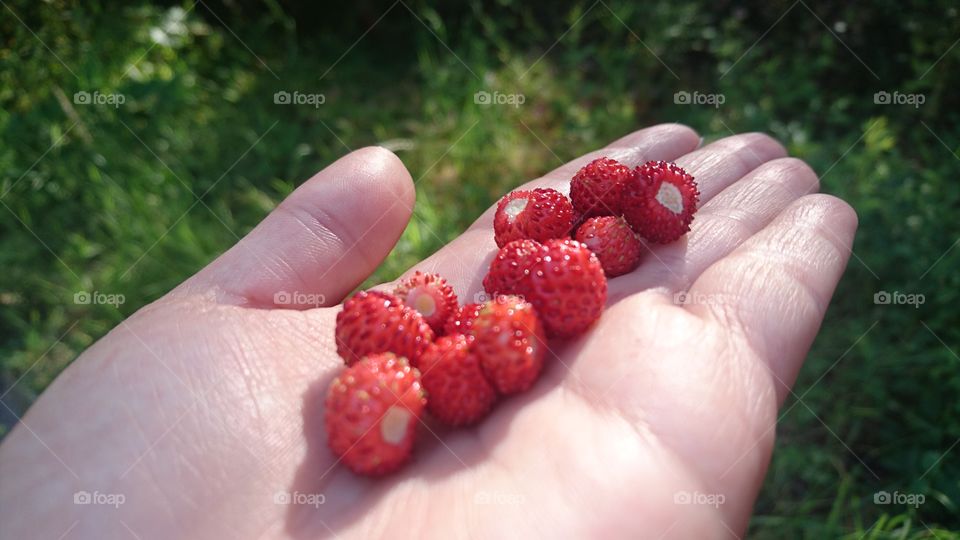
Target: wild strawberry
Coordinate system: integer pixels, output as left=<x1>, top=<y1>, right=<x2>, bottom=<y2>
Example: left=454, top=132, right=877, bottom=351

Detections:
left=481, top=238, right=545, bottom=298
left=569, top=157, right=633, bottom=217
left=527, top=239, right=607, bottom=337
left=419, top=334, right=497, bottom=426
left=574, top=216, right=643, bottom=277
left=335, top=290, right=434, bottom=367
left=393, top=271, right=458, bottom=335
left=622, top=160, right=699, bottom=243
left=468, top=295, right=546, bottom=394
left=443, top=302, right=483, bottom=336
left=493, top=188, right=575, bottom=248
left=324, top=353, right=426, bottom=475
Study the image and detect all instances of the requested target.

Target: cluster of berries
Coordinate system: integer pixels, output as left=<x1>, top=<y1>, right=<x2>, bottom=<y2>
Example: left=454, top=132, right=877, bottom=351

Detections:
left=324, top=157, right=699, bottom=475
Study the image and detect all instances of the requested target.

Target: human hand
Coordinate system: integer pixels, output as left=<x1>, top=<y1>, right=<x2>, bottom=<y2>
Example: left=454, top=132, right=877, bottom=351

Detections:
left=0, top=124, right=857, bottom=539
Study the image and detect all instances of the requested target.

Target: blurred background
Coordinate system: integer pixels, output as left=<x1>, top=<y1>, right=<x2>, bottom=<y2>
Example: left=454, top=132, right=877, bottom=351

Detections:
left=1, top=0, right=958, bottom=537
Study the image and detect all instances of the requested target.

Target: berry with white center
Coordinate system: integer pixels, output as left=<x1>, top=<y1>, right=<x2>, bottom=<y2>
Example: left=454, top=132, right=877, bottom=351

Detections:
left=569, top=157, right=633, bottom=217
left=482, top=238, right=546, bottom=298
left=393, top=271, right=459, bottom=335
left=526, top=239, right=607, bottom=337
left=443, top=302, right=483, bottom=336
left=419, top=334, right=497, bottom=426
left=468, top=295, right=546, bottom=394
left=493, top=188, right=575, bottom=248
left=324, top=353, right=426, bottom=475
left=574, top=216, right=643, bottom=277
left=622, top=160, right=699, bottom=243
left=335, top=290, right=435, bottom=367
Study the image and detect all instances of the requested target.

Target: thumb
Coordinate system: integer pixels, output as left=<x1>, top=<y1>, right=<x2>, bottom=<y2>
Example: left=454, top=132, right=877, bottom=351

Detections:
left=176, top=146, right=414, bottom=307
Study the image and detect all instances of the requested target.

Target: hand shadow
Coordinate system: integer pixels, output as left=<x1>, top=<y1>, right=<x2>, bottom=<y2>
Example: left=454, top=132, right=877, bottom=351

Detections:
left=282, top=336, right=581, bottom=538
left=283, top=247, right=615, bottom=538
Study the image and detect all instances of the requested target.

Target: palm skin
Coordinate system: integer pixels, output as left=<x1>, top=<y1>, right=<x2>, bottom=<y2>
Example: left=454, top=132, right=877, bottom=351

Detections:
left=0, top=124, right=857, bottom=539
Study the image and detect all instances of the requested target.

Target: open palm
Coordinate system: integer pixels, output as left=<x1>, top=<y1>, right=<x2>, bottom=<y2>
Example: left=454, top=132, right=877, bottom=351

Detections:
left=0, top=124, right=857, bottom=539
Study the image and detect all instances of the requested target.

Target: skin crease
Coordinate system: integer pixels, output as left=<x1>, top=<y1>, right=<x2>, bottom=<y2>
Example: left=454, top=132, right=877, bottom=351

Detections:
left=0, top=124, right=857, bottom=539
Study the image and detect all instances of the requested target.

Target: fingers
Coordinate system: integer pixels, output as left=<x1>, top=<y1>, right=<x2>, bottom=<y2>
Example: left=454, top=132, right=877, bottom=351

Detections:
left=610, top=156, right=818, bottom=299
left=684, top=194, right=858, bottom=401
left=468, top=124, right=701, bottom=218
left=404, top=123, right=702, bottom=295
left=604, top=132, right=787, bottom=298
left=178, top=147, right=414, bottom=307
left=587, top=132, right=788, bottom=302
left=536, top=123, right=702, bottom=182
left=678, top=132, right=787, bottom=203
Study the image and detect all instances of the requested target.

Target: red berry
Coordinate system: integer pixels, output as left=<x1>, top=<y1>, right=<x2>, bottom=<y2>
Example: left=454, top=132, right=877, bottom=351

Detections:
left=393, top=271, right=458, bottom=335
left=493, top=188, right=575, bottom=248
left=527, top=239, right=607, bottom=337
left=483, top=239, right=606, bottom=337
left=574, top=216, right=643, bottom=277
left=419, top=334, right=497, bottom=426
left=482, top=238, right=545, bottom=298
left=324, top=353, right=426, bottom=475
left=443, top=302, right=483, bottom=336
left=335, top=290, right=434, bottom=367
left=569, top=157, right=633, bottom=217
left=622, top=160, right=699, bottom=243
left=468, top=296, right=546, bottom=394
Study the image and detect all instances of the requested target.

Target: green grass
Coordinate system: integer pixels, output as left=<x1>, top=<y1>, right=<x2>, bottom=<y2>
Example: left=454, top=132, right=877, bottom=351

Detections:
left=2, top=1, right=959, bottom=536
